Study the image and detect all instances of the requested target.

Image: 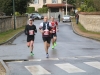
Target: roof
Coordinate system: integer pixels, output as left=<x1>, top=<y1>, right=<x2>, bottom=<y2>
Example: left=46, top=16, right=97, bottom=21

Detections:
left=46, top=4, right=74, bottom=8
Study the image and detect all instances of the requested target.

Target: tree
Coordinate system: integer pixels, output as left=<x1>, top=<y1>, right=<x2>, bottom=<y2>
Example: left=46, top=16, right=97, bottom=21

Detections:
left=93, top=0, right=100, bottom=11
left=0, top=0, right=31, bottom=15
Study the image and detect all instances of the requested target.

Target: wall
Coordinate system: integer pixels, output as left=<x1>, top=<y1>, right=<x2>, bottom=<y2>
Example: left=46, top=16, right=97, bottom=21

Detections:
left=0, top=16, right=27, bottom=33
left=79, top=14, right=100, bottom=32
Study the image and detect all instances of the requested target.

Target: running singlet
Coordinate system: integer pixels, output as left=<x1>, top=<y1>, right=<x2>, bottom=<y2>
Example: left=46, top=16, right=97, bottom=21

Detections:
left=39, top=22, right=52, bottom=37
left=51, top=21, right=58, bottom=33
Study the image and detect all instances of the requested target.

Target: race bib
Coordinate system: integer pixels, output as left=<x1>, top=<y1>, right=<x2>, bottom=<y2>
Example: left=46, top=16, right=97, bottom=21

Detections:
left=44, top=30, right=49, bottom=35
left=53, top=30, right=56, bottom=33
left=29, top=30, right=34, bottom=35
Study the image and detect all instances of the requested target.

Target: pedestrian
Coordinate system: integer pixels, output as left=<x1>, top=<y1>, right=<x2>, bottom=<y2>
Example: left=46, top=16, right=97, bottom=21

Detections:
left=58, top=14, right=60, bottom=22
left=24, top=18, right=37, bottom=56
left=39, top=16, right=52, bottom=58
left=75, top=13, right=79, bottom=24
left=50, top=16, right=59, bottom=49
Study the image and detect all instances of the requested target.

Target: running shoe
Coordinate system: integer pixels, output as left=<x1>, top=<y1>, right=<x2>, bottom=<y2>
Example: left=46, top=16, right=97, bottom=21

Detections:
left=52, top=45, right=54, bottom=49
left=30, top=52, right=34, bottom=56
left=54, top=42, right=57, bottom=47
left=46, top=54, right=49, bottom=58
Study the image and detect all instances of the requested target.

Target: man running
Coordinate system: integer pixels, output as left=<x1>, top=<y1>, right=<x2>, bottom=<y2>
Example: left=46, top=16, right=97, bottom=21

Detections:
left=39, top=16, right=52, bottom=58
left=51, top=17, right=59, bottom=49
left=25, top=18, right=37, bottom=56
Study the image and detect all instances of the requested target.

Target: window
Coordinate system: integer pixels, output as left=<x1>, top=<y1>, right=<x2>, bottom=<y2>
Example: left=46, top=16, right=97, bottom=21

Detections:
left=43, top=0, right=46, bottom=4
left=52, top=0, right=58, bottom=3
left=33, top=0, right=39, bottom=4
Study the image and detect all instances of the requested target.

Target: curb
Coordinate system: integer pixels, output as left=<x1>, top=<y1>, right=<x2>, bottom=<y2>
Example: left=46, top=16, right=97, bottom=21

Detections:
left=0, top=30, right=24, bottom=45
left=0, top=30, right=24, bottom=75
left=0, top=60, right=10, bottom=75
left=71, top=22, right=100, bottom=41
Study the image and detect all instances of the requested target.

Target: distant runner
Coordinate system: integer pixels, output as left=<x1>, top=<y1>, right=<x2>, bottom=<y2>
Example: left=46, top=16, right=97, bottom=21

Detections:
left=25, top=18, right=37, bottom=56
left=39, top=16, right=52, bottom=58
left=51, top=17, right=59, bottom=49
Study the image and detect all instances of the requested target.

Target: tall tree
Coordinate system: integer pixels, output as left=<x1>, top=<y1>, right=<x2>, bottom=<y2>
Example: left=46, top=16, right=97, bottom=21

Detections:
left=0, top=0, right=31, bottom=15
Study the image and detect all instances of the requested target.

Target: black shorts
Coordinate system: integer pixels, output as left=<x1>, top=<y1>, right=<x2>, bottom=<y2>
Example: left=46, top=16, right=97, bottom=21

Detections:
left=27, top=36, right=35, bottom=42
left=42, top=37, right=51, bottom=44
left=51, top=33, right=57, bottom=39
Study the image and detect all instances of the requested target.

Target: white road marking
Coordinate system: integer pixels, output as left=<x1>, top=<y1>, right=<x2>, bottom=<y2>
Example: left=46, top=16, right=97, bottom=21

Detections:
left=79, top=56, right=95, bottom=58
left=43, top=58, right=59, bottom=60
left=84, top=61, right=100, bottom=69
left=29, top=59, right=41, bottom=61
left=25, top=65, right=51, bottom=75
left=11, top=61, right=23, bottom=63
left=55, top=63, right=86, bottom=73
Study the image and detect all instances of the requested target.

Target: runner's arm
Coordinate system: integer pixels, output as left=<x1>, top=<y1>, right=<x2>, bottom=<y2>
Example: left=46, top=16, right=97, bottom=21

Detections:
left=56, top=21, right=59, bottom=29
left=49, top=23, right=53, bottom=33
left=34, top=25, right=37, bottom=33
left=24, top=25, right=28, bottom=35
left=39, top=23, right=44, bottom=33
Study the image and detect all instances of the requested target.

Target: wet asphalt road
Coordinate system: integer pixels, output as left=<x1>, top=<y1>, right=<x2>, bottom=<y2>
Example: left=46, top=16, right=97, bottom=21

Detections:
left=1, top=20, right=100, bottom=75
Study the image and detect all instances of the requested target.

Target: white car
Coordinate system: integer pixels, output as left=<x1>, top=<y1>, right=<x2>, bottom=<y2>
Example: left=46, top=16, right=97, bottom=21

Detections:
left=62, top=15, right=71, bottom=22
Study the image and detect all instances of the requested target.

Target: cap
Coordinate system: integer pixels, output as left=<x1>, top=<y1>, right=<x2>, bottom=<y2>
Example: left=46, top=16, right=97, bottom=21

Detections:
left=29, top=18, right=33, bottom=21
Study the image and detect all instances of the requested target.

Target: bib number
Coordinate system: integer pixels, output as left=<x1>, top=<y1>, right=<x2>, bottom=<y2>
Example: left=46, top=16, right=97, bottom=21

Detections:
left=53, top=30, right=56, bottom=33
left=44, top=30, right=49, bottom=35
left=29, top=30, right=34, bottom=35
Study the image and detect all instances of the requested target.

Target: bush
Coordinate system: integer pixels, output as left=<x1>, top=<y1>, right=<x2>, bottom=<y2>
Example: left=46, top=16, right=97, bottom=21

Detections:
left=15, top=12, right=21, bottom=16
left=26, top=7, right=35, bottom=13
left=80, top=4, right=96, bottom=12
left=87, top=6, right=96, bottom=12
left=38, top=7, right=48, bottom=13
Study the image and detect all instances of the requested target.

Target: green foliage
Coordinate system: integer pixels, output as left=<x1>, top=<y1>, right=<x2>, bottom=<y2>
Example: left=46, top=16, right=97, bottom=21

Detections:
left=38, top=7, right=48, bottom=13
left=87, top=6, right=96, bottom=12
left=77, top=0, right=97, bottom=12
left=93, top=0, right=100, bottom=11
left=0, top=0, right=31, bottom=15
left=15, top=12, right=21, bottom=16
left=26, top=7, right=35, bottom=13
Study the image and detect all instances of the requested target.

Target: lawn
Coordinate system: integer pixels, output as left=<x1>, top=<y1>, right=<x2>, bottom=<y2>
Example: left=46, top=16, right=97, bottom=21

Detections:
left=0, top=26, right=25, bottom=44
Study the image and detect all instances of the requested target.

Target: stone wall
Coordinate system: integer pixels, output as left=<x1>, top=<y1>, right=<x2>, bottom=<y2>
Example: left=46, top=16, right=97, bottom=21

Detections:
left=0, top=16, right=27, bottom=33
left=79, top=14, right=100, bottom=32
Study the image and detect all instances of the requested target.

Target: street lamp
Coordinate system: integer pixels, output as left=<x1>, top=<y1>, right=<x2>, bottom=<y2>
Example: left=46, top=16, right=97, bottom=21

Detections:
left=13, top=0, right=16, bottom=30
left=66, top=0, right=67, bottom=15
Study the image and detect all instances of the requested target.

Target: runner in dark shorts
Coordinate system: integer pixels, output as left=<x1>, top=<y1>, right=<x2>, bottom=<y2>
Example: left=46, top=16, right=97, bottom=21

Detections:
left=25, top=18, right=37, bottom=56
left=51, top=17, right=59, bottom=49
left=39, top=16, right=52, bottom=58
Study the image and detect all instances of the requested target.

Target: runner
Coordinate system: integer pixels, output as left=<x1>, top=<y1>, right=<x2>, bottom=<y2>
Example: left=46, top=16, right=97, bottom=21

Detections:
left=25, top=18, right=37, bottom=56
left=51, top=17, right=59, bottom=49
left=39, top=16, right=52, bottom=58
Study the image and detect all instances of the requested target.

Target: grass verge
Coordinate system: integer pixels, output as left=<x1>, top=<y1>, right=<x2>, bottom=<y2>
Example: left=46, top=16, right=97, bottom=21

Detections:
left=72, top=18, right=100, bottom=34
left=0, top=26, right=25, bottom=44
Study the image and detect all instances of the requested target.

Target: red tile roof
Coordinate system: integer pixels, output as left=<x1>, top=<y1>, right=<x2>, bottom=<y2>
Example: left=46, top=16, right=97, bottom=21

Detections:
left=46, top=4, right=73, bottom=8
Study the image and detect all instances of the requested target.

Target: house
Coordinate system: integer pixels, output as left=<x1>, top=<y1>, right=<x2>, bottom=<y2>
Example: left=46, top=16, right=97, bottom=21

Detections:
left=29, top=0, right=74, bottom=13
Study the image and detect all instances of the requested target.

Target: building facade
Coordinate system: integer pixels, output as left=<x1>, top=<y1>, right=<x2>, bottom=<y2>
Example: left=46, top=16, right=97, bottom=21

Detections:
left=29, top=0, right=73, bottom=12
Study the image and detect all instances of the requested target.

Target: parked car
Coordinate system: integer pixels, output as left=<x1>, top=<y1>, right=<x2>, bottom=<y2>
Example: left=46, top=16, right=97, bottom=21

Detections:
left=31, top=13, right=44, bottom=20
left=62, top=15, right=71, bottom=22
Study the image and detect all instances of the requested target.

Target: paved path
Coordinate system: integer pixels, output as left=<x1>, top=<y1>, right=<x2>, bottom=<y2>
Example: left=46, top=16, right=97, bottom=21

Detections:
left=1, top=20, right=100, bottom=75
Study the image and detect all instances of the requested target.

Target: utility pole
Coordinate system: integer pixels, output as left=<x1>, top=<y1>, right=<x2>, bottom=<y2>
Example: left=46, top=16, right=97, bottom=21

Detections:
left=66, top=0, right=67, bottom=15
left=13, top=0, right=16, bottom=30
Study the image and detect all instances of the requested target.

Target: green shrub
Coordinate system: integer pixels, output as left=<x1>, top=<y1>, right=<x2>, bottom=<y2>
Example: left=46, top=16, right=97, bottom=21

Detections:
left=38, top=7, right=48, bottom=13
left=15, top=12, right=21, bottom=16
left=87, top=6, right=96, bottom=12
left=26, top=7, right=35, bottom=13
